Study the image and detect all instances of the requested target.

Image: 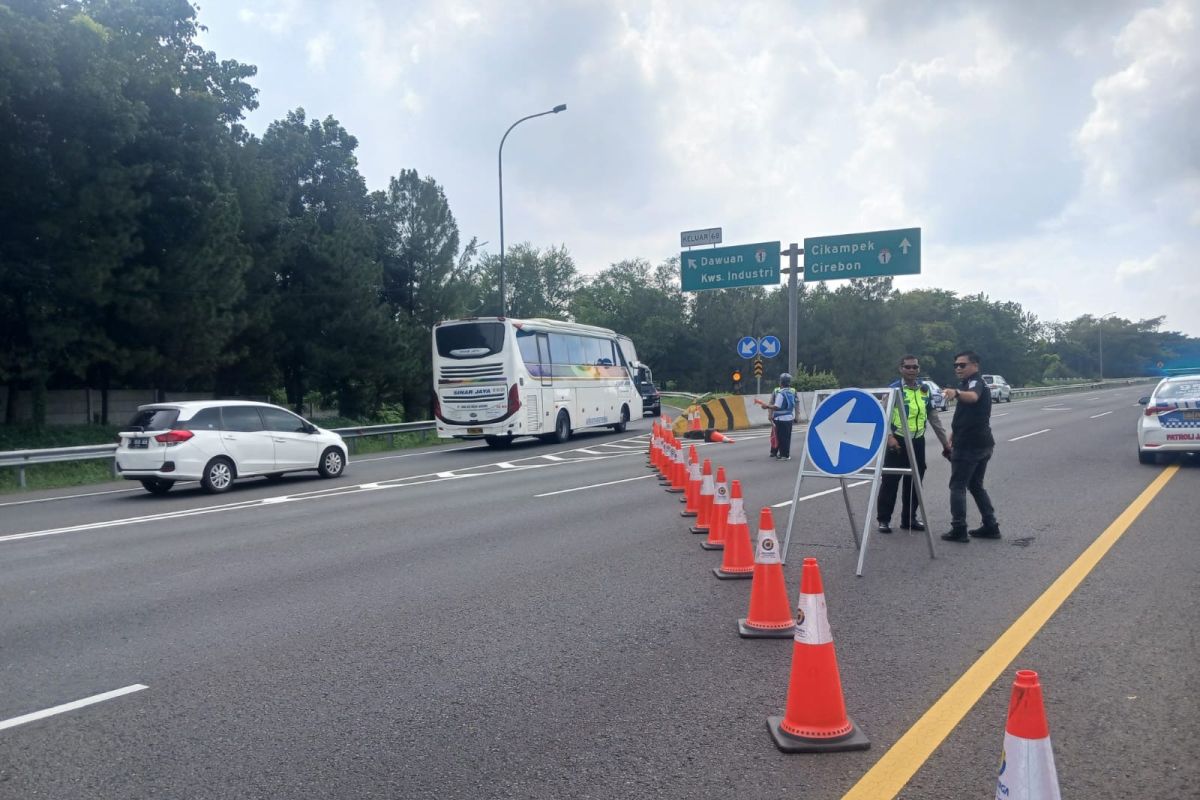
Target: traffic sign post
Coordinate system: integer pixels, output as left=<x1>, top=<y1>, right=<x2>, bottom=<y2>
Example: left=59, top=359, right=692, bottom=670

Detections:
left=780, top=387, right=936, bottom=575
left=804, top=227, right=921, bottom=282
left=681, top=241, right=781, bottom=291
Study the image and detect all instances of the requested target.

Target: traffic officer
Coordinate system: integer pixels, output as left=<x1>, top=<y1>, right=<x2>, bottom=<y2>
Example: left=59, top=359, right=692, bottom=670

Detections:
left=940, top=350, right=1000, bottom=542
left=876, top=355, right=950, bottom=533
left=763, top=373, right=797, bottom=460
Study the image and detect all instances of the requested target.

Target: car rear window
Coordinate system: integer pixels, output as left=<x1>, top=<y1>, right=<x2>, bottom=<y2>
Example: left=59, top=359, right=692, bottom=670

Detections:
left=1157, top=380, right=1200, bottom=400
left=126, top=408, right=179, bottom=430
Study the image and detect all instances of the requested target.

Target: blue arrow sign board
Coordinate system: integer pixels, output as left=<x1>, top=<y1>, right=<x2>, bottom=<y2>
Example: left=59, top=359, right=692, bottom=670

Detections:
left=737, top=336, right=758, bottom=358
left=806, top=389, right=886, bottom=476
left=758, top=335, right=781, bottom=358
left=804, top=227, right=921, bottom=282
left=681, top=241, right=781, bottom=291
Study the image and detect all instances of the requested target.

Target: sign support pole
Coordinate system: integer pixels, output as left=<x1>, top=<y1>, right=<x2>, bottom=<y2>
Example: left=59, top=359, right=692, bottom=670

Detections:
left=783, top=243, right=801, bottom=377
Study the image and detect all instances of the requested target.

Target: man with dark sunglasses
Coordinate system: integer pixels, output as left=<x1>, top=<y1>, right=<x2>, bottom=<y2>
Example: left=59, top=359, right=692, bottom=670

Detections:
left=940, top=350, right=1000, bottom=542
left=876, top=354, right=949, bottom=534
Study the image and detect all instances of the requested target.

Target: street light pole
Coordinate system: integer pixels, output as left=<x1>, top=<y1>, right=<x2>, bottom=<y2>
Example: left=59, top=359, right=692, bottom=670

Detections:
left=498, top=103, right=567, bottom=316
left=1098, top=311, right=1116, bottom=380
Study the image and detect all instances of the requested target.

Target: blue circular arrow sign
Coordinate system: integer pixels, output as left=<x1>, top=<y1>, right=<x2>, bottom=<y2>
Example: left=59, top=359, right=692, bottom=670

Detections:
left=736, top=336, right=758, bottom=359
left=758, top=335, right=781, bottom=358
left=806, top=389, right=886, bottom=476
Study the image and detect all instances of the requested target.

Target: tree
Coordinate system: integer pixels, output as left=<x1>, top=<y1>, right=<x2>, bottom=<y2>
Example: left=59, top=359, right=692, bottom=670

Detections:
left=479, top=243, right=579, bottom=319
left=254, top=110, right=400, bottom=416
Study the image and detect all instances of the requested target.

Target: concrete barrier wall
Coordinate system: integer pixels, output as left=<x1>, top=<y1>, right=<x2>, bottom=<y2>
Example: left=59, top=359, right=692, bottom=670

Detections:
left=672, top=392, right=815, bottom=435
left=0, top=388, right=266, bottom=425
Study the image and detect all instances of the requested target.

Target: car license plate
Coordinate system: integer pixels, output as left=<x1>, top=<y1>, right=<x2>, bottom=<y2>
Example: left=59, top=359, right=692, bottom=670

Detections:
left=467, top=427, right=483, bottom=435
left=131, top=437, right=149, bottom=449
left=1182, top=410, right=1200, bottom=421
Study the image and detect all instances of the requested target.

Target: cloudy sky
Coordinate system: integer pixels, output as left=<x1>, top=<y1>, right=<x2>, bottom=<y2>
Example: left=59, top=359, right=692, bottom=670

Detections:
left=196, top=0, right=1200, bottom=336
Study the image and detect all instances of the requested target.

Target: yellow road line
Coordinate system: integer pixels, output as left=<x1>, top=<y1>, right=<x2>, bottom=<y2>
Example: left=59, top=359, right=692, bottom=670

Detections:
left=842, top=464, right=1180, bottom=799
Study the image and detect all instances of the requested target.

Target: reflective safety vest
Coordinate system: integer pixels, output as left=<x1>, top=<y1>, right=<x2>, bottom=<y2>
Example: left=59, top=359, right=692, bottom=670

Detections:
left=891, top=383, right=929, bottom=438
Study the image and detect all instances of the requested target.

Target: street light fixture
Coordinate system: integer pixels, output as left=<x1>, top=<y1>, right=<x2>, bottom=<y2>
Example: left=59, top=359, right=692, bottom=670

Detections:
left=1097, top=311, right=1117, bottom=380
left=498, top=103, right=567, bottom=316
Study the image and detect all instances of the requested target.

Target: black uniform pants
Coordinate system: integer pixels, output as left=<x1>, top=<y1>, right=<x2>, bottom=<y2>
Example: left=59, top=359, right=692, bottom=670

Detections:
left=949, top=446, right=996, bottom=531
left=876, top=434, right=926, bottom=526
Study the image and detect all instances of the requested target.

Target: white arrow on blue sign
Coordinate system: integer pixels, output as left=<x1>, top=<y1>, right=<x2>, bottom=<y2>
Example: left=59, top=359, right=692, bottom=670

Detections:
left=737, top=336, right=758, bottom=358
left=806, top=389, right=886, bottom=476
left=758, top=335, right=781, bottom=358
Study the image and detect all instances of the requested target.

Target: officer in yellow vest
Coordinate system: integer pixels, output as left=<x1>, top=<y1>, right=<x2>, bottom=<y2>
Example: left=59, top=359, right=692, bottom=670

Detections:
left=876, top=354, right=950, bottom=533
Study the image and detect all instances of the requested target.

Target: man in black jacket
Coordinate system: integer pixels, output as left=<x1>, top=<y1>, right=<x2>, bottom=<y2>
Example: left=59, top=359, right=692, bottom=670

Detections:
left=940, top=350, right=1000, bottom=542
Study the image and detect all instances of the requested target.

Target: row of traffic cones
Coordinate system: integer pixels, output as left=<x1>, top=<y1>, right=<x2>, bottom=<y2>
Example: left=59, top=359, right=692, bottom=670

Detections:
left=644, top=419, right=1060, bottom=795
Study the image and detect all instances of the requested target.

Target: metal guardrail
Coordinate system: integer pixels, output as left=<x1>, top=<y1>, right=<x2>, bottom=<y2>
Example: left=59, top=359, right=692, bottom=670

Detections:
left=0, top=379, right=1159, bottom=489
left=0, top=421, right=436, bottom=490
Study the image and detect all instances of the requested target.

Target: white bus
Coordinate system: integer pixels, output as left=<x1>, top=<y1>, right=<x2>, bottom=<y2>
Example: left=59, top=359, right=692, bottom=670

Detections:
left=432, top=316, right=642, bottom=446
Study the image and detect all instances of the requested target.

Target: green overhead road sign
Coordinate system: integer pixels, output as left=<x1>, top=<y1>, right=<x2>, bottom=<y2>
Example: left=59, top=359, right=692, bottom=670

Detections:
left=681, top=241, right=780, bottom=292
left=804, top=227, right=921, bottom=282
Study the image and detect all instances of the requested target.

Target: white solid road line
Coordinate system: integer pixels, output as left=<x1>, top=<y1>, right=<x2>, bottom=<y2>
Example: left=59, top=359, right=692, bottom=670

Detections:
left=0, top=684, right=147, bottom=732
left=0, top=486, right=144, bottom=508
left=772, top=480, right=870, bottom=508
left=1009, top=428, right=1051, bottom=442
left=1090, top=411, right=1114, bottom=418
left=535, top=474, right=658, bottom=497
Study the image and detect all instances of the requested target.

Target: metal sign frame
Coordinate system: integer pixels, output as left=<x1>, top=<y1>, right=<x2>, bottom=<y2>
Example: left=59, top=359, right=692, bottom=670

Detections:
left=781, top=387, right=936, bottom=576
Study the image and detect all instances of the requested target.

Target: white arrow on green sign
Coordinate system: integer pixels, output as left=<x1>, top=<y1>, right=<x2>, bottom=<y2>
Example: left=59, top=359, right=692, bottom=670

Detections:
left=804, top=227, right=920, bottom=282
left=680, top=241, right=781, bottom=292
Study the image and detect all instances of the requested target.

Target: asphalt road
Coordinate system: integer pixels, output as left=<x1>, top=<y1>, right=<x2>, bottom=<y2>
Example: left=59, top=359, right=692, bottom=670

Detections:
left=1, top=384, right=1196, bottom=799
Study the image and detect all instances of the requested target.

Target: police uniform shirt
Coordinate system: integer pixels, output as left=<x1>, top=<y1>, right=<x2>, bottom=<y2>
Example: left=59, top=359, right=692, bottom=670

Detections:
left=951, top=375, right=994, bottom=449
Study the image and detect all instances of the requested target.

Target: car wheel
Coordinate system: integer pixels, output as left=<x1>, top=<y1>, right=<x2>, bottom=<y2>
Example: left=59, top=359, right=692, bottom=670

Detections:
left=651, top=406, right=661, bottom=417
left=1137, top=449, right=1156, bottom=465
left=552, top=410, right=571, bottom=443
left=611, top=406, right=630, bottom=433
left=201, top=457, right=235, bottom=493
left=485, top=435, right=514, bottom=448
left=318, top=447, right=346, bottom=478
left=140, top=478, right=174, bottom=495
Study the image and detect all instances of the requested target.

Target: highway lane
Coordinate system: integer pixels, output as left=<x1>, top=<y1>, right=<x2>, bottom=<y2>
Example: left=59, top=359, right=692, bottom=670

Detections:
left=1, top=384, right=1196, bottom=799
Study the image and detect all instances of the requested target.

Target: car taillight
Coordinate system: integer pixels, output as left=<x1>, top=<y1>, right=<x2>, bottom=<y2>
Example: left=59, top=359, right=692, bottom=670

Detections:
left=1144, top=404, right=1172, bottom=416
left=154, top=429, right=194, bottom=444
left=507, top=383, right=520, bottom=415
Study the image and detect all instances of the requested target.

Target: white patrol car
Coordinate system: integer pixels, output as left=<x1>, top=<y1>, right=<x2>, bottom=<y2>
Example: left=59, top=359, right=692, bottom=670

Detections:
left=1137, top=374, right=1200, bottom=464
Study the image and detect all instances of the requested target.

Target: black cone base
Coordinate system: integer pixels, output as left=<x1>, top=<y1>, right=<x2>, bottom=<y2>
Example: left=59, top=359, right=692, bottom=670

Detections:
left=700, top=541, right=724, bottom=551
left=737, top=620, right=795, bottom=639
left=713, top=567, right=753, bottom=580
left=767, top=716, right=870, bottom=753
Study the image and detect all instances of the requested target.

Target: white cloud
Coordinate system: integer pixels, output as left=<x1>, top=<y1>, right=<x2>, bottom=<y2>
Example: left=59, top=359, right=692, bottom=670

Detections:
left=305, top=33, right=332, bottom=71
left=196, top=0, right=1200, bottom=335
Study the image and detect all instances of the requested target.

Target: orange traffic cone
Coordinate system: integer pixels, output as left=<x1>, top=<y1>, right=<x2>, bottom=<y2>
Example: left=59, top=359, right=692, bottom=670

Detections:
left=994, top=670, right=1061, bottom=800
left=684, top=408, right=705, bottom=439
left=714, top=480, right=755, bottom=579
left=738, top=508, right=795, bottom=638
left=705, top=429, right=735, bottom=444
left=689, top=459, right=714, bottom=534
left=768, top=557, right=870, bottom=752
left=658, top=434, right=674, bottom=484
left=667, top=436, right=687, bottom=494
left=701, top=467, right=730, bottom=550
left=681, top=446, right=701, bottom=516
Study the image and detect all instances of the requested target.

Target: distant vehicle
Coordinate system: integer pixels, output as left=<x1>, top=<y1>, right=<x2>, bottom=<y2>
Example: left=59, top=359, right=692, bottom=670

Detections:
left=921, top=379, right=947, bottom=411
left=981, top=374, right=1012, bottom=402
left=116, top=401, right=347, bottom=495
left=432, top=317, right=640, bottom=446
left=1137, top=373, right=1200, bottom=464
left=616, top=335, right=661, bottom=417
left=632, top=363, right=662, bottom=417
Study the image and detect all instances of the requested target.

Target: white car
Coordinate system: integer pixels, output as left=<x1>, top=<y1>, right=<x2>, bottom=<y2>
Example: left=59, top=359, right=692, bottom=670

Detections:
left=922, top=379, right=947, bottom=411
left=116, top=401, right=348, bottom=494
left=1137, top=374, right=1200, bottom=464
left=982, top=374, right=1012, bottom=402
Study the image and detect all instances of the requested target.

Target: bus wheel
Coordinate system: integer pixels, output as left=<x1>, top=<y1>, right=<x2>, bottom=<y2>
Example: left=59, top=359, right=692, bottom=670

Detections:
left=485, top=435, right=513, bottom=448
left=611, top=405, right=629, bottom=433
left=552, top=411, right=572, bottom=443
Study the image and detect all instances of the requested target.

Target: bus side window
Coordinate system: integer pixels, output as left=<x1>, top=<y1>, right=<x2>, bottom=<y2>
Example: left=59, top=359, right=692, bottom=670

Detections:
left=566, top=335, right=585, bottom=365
